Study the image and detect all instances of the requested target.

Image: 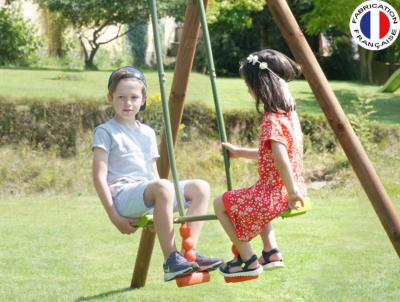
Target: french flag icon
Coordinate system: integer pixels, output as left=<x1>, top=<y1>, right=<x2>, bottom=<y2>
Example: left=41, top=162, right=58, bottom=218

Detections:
left=360, top=10, right=391, bottom=39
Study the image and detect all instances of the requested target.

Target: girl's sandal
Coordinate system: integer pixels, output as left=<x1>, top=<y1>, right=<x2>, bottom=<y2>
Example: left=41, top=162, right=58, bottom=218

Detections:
left=218, top=254, right=263, bottom=277
left=260, top=248, right=285, bottom=270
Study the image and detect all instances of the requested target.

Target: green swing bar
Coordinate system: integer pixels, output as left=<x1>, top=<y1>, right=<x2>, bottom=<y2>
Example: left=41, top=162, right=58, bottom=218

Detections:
left=148, top=0, right=227, bottom=224
left=149, top=0, right=221, bottom=223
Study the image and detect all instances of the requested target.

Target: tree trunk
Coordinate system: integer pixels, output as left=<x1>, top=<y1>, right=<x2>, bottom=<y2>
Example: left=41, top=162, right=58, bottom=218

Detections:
left=78, top=36, right=98, bottom=70
left=43, top=9, right=67, bottom=57
left=85, top=46, right=99, bottom=69
left=367, top=50, right=373, bottom=83
left=359, top=47, right=368, bottom=82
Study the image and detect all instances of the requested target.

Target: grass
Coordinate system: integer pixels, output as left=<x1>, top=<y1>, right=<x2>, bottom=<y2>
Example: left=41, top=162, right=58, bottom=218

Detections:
left=0, top=129, right=399, bottom=301
left=1, top=68, right=399, bottom=124
left=0, top=186, right=399, bottom=302
left=1, top=67, right=399, bottom=300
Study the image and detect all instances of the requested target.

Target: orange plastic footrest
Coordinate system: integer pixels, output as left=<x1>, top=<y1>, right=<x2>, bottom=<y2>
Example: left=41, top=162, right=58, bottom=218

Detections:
left=176, top=271, right=210, bottom=287
left=224, top=275, right=259, bottom=283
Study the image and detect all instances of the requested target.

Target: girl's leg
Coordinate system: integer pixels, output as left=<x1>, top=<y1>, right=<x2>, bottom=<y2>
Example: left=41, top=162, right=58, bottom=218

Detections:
left=143, top=179, right=176, bottom=259
left=213, top=195, right=258, bottom=272
left=259, top=223, right=283, bottom=263
left=184, top=179, right=210, bottom=246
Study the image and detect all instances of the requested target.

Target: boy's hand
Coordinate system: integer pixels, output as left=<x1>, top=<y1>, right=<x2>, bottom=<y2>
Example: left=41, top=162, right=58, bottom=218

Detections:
left=287, top=192, right=305, bottom=209
left=222, top=142, right=241, bottom=158
left=111, top=214, right=137, bottom=235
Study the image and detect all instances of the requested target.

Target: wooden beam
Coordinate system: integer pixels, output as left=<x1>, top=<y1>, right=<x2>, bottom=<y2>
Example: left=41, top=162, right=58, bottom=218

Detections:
left=266, top=0, right=400, bottom=257
left=131, top=0, right=209, bottom=288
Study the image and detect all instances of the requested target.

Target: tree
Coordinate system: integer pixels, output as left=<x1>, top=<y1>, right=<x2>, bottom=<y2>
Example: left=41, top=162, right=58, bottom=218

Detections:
left=38, top=0, right=151, bottom=69
left=302, top=0, right=400, bottom=83
left=42, top=9, right=69, bottom=57
left=0, top=6, right=41, bottom=66
left=193, top=0, right=265, bottom=75
left=193, top=0, right=315, bottom=76
left=207, top=0, right=265, bottom=31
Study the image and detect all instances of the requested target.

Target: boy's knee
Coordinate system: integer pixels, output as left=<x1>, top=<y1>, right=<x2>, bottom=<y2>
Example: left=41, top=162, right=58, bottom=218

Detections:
left=150, top=179, right=174, bottom=201
left=185, top=179, right=210, bottom=199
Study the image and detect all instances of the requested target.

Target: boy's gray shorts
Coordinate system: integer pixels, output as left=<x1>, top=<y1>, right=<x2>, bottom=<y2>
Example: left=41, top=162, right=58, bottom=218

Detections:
left=114, top=180, right=190, bottom=218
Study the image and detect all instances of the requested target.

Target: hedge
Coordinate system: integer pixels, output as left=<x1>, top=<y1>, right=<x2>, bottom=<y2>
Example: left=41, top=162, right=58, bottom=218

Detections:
left=1, top=97, right=396, bottom=157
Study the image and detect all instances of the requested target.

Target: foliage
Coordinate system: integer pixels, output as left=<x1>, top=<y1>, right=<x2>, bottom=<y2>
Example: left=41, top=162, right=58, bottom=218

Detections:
left=0, top=7, right=41, bottom=66
left=127, top=23, right=148, bottom=67
left=37, top=0, right=187, bottom=69
left=207, top=0, right=264, bottom=32
left=193, top=0, right=265, bottom=75
left=318, top=33, right=358, bottom=80
left=141, top=93, right=164, bottom=136
left=348, top=97, right=377, bottom=153
left=302, top=0, right=400, bottom=82
left=2, top=95, right=394, bottom=158
left=251, top=0, right=316, bottom=56
left=302, top=0, right=400, bottom=35
left=194, top=0, right=315, bottom=76
left=38, top=0, right=149, bottom=69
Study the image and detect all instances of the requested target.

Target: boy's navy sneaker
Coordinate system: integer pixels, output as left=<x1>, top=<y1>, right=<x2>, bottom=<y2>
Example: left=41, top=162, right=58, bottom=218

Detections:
left=163, top=251, right=199, bottom=281
left=193, top=249, right=224, bottom=272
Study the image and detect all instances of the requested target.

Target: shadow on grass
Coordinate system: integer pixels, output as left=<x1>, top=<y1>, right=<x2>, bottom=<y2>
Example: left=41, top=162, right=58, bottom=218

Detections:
left=75, top=287, right=134, bottom=301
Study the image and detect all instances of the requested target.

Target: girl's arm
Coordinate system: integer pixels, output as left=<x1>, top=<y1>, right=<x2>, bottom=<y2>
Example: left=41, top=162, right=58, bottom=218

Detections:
left=271, top=141, right=304, bottom=209
left=92, top=148, right=136, bottom=234
left=222, top=142, right=258, bottom=160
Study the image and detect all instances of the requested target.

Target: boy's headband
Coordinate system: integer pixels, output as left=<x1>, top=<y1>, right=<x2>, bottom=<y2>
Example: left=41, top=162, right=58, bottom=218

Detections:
left=107, top=66, right=147, bottom=88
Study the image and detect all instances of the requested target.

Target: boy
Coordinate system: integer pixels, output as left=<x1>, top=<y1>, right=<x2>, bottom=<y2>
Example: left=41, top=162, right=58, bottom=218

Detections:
left=92, top=66, right=223, bottom=281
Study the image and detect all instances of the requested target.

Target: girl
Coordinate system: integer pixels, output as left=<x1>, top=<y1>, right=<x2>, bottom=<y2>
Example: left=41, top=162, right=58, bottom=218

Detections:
left=214, top=49, right=307, bottom=277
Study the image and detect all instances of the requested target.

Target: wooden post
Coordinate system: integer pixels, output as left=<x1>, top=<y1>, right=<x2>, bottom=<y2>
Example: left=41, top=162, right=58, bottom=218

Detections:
left=158, top=0, right=209, bottom=174
left=266, top=0, right=400, bottom=257
left=131, top=0, right=209, bottom=288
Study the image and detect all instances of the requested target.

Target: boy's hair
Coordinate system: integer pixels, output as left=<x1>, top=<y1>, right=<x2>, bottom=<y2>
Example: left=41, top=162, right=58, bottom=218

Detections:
left=239, top=49, right=302, bottom=113
left=107, top=66, right=147, bottom=111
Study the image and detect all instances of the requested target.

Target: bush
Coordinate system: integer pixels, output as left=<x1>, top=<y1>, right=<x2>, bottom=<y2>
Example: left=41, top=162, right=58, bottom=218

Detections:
left=0, top=7, right=41, bottom=66
left=2, top=95, right=394, bottom=157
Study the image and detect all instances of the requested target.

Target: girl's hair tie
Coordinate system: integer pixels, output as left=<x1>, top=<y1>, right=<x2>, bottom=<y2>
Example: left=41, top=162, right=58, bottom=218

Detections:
left=246, top=54, right=281, bottom=80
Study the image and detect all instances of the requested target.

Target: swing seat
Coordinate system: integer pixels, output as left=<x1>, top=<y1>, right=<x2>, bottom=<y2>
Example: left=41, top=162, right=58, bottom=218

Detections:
left=280, top=199, right=311, bottom=219
left=224, top=275, right=259, bottom=283
left=132, top=215, right=154, bottom=227
left=176, top=271, right=210, bottom=287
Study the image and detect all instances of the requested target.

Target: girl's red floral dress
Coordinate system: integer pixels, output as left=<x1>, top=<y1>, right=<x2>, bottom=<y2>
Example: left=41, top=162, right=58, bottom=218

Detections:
left=222, top=111, right=307, bottom=241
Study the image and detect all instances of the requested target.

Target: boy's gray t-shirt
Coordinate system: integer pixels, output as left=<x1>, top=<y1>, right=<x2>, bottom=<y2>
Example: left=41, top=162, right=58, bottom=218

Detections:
left=92, top=118, right=159, bottom=197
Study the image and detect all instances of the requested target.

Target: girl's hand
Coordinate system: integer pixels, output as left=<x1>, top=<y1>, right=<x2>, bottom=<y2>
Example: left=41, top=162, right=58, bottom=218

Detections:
left=222, top=142, right=241, bottom=158
left=287, top=192, right=305, bottom=209
left=111, top=214, right=137, bottom=235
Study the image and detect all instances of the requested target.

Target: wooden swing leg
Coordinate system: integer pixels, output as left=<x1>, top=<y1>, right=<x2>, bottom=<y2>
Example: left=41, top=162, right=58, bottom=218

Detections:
left=130, top=228, right=156, bottom=288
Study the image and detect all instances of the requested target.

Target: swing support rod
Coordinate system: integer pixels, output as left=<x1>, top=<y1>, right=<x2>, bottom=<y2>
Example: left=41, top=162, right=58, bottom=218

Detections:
left=174, top=214, right=217, bottom=224
left=149, top=0, right=185, bottom=217
left=131, top=0, right=209, bottom=288
left=196, top=0, right=232, bottom=191
left=266, top=0, right=400, bottom=257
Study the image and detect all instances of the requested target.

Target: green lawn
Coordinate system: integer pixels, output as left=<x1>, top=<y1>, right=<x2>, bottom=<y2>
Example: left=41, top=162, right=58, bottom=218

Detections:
left=1, top=67, right=399, bottom=301
left=0, top=186, right=399, bottom=302
left=1, top=68, right=399, bottom=124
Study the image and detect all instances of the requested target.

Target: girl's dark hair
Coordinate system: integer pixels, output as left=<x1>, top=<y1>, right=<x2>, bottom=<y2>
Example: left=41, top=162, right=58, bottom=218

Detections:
left=239, top=49, right=302, bottom=113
